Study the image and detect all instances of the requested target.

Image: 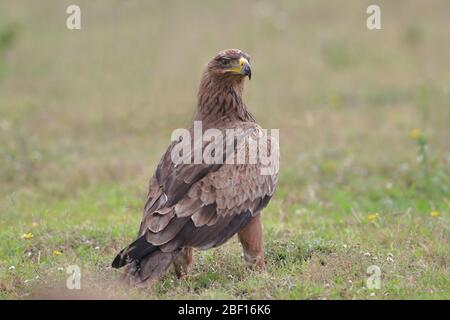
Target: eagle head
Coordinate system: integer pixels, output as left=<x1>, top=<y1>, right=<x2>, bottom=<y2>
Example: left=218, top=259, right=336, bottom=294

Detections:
left=207, top=49, right=252, bottom=80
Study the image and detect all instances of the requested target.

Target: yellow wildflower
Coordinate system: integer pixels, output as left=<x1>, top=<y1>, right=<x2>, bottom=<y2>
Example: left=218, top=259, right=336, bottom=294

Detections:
left=329, top=93, right=343, bottom=109
left=21, top=233, right=34, bottom=240
left=430, top=211, right=440, bottom=218
left=368, top=213, right=379, bottom=222
left=53, top=250, right=63, bottom=256
left=410, top=129, right=422, bottom=140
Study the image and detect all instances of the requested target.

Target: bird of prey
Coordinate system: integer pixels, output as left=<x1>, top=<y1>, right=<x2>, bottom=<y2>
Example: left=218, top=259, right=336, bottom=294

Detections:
left=112, top=49, right=278, bottom=285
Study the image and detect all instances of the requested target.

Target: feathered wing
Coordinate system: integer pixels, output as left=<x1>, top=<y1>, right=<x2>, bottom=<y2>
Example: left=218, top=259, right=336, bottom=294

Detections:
left=112, top=123, right=278, bottom=282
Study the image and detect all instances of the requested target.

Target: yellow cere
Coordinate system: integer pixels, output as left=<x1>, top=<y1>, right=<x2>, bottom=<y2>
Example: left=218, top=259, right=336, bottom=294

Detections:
left=227, top=57, right=249, bottom=74
left=239, top=56, right=249, bottom=67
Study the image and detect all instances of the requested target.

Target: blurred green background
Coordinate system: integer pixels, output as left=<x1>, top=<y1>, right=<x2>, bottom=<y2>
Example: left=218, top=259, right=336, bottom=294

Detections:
left=0, top=1, right=448, bottom=299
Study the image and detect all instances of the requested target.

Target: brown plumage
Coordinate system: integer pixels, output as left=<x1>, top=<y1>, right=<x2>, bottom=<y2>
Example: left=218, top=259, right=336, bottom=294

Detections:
left=112, top=49, right=278, bottom=285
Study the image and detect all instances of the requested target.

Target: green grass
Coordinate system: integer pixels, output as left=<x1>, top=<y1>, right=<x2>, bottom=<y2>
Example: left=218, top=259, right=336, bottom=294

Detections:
left=0, top=23, right=18, bottom=78
left=0, top=0, right=449, bottom=299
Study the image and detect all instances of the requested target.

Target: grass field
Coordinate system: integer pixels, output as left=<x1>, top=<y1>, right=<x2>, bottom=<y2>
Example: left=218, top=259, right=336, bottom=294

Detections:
left=0, top=0, right=449, bottom=299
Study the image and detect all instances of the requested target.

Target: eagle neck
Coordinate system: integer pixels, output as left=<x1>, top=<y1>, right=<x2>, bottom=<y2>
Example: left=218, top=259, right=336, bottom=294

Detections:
left=195, top=71, right=255, bottom=124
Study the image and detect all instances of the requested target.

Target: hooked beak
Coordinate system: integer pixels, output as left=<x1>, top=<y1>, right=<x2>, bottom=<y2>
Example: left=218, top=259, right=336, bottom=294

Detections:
left=239, top=57, right=252, bottom=80
left=227, top=56, right=252, bottom=80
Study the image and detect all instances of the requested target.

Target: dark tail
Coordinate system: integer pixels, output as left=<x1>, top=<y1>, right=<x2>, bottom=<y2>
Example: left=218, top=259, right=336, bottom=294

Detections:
left=112, top=234, right=157, bottom=268
left=112, top=235, right=178, bottom=283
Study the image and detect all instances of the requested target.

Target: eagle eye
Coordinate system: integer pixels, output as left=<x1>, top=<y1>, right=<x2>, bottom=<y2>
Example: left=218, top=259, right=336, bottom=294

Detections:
left=218, top=57, right=232, bottom=66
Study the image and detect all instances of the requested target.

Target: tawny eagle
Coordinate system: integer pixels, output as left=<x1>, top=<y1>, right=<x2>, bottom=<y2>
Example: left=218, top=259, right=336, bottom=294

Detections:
left=112, top=49, right=278, bottom=284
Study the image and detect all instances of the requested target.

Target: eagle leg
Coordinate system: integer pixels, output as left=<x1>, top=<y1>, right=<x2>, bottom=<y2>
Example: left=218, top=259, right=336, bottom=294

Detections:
left=238, top=213, right=265, bottom=271
left=173, top=247, right=193, bottom=279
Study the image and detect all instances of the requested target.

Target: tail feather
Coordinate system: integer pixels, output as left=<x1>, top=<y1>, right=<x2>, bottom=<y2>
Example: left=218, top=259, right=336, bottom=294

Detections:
left=112, top=234, right=179, bottom=284
left=137, top=250, right=179, bottom=282
left=112, top=234, right=157, bottom=268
